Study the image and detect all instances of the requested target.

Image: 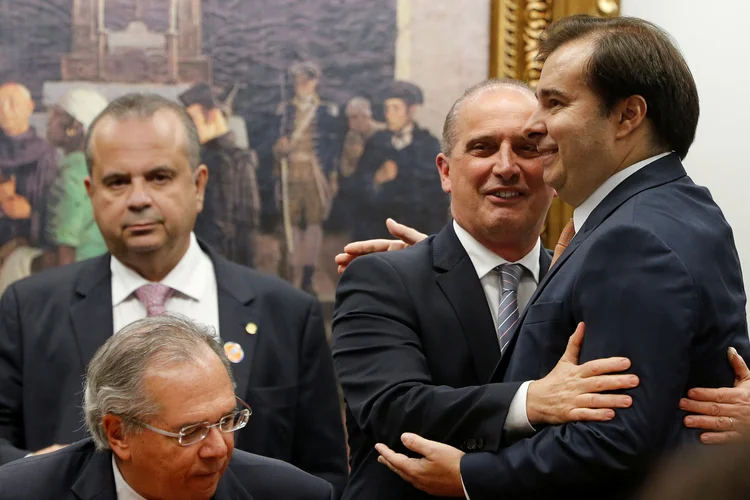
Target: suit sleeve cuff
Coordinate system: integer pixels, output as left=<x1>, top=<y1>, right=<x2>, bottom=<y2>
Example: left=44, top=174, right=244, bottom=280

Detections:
left=502, top=380, right=535, bottom=437
left=462, top=473, right=471, bottom=500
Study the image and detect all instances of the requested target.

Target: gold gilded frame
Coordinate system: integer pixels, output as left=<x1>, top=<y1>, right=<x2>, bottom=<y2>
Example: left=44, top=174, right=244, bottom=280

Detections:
left=489, top=0, right=620, bottom=249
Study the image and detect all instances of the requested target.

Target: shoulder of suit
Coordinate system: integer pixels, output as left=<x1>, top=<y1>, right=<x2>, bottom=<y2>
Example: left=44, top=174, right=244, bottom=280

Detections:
left=228, top=450, right=332, bottom=496
left=5, top=257, right=97, bottom=298
left=214, top=258, right=316, bottom=307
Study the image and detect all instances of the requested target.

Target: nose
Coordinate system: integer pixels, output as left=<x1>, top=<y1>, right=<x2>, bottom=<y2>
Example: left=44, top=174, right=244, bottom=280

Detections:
left=492, top=141, right=520, bottom=182
left=198, top=427, right=230, bottom=459
left=523, top=108, right=547, bottom=142
left=126, top=178, right=152, bottom=211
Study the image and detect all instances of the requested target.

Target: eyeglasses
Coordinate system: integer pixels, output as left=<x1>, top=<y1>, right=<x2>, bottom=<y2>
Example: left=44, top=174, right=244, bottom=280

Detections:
left=132, top=396, right=252, bottom=446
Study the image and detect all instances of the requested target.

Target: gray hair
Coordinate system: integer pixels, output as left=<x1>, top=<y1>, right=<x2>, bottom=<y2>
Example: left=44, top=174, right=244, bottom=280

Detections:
left=441, top=78, right=535, bottom=155
left=83, top=315, right=235, bottom=450
left=345, top=97, right=373, bottom=117
left=84, top=93, right=201, bottom=174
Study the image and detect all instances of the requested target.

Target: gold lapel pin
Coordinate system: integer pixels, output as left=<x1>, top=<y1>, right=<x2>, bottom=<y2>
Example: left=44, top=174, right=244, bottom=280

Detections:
left=245, top=322, right=258, bottom=335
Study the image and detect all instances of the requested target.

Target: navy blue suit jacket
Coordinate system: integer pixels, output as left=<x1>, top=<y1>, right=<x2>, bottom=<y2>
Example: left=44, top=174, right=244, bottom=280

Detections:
left=333, top=223, right=551, bottom=500
left=0, top=243, right=347, bottom=497
left=0, top=438, right=333, bottom=500
left=461, top=154, right=750, bottom=499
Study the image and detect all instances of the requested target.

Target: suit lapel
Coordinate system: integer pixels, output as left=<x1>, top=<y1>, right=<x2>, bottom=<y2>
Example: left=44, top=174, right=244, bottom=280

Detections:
left=213, top=467, right=254, bottom=500
left=209, top=250, right=258, bottom=398
left=493, top=154, right=688, bottom=379
left=71, top=448, right=117, bottom=500
left=70, top=255, right=115, bottom=371
left=433, top=224, right=500, bottom=383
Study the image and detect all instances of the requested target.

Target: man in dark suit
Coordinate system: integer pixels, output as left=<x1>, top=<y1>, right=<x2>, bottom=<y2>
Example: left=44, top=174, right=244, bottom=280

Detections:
left=374, top=15, right=749, bottom=500
left=0, top=93, right=347, bottom=497
left=332, top=80, right=641, bottom=500
left=0, top=315, right=333, bottom=500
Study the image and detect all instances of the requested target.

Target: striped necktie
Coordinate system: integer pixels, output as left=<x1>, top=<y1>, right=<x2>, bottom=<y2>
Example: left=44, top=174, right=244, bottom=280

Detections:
left=496, top=263, right=524, bottom=354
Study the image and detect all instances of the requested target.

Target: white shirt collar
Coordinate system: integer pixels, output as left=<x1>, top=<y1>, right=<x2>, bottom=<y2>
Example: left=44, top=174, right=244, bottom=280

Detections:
left=452, top=220, right=541, bottom=284
left=573, top=152, right=672, bottom=233
left=112, top=454, right=147, bottom=500
left=110, top=232, right=207, bottom=305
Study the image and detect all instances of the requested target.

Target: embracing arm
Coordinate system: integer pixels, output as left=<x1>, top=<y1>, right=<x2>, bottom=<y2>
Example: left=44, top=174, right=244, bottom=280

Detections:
left=461, top=225, right=706, bottom=499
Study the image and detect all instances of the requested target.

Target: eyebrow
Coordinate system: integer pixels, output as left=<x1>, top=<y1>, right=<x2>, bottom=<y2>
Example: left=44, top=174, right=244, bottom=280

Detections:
left=464, top=134, right=497, bottom=147
left=538, top=88, right=569, bottom=100
left=177, top=405, right=239, bottom=430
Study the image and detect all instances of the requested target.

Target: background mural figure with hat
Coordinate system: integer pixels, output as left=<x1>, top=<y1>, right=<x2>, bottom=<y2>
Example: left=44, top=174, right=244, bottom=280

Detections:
left=351, top=80, right=449, bottom=241
left=271, top=60, right=345, bottom=296
left=180, top=82, right=261, bottom=268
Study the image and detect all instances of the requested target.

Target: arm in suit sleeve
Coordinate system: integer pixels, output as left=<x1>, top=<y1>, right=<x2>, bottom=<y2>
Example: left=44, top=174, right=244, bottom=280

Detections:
left=0, top=285, right=31, bottom=464
left=291, top=297, right=348, bottom=499
left=333, top=254, right=522, bottom=453
left=461, top=225, right=704, bottom=499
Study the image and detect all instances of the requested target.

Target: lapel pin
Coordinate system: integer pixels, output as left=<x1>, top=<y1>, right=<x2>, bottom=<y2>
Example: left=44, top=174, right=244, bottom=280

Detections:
left=245, top=322, right=258, bottom=335
left=224, top=342, right=245, bottom=363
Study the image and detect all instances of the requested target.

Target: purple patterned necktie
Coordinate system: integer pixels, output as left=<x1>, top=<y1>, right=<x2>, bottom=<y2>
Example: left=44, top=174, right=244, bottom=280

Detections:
left=135, top=284, right=174, bottom=317
left=496, top=263, right=524, bottom=355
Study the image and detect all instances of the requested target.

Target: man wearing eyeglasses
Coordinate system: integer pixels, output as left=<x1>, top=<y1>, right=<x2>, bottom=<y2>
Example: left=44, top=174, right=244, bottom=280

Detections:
left=0, top=315, right=334, bottom=500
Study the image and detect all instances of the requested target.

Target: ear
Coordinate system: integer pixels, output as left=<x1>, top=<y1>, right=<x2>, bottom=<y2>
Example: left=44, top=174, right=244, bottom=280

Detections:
left=102, top=414, right=132, bottom=461
left=436, top=153, right=452, bottom=195
left=613, top=95, right=648, bottom=140
left=194, top=164, right=209, bottom=212
left=84, top=176, right=93, bottom=197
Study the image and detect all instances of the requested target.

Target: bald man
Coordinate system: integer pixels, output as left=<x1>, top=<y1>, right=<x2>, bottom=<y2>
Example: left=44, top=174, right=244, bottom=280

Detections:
left=0, top=83, right=58, bottom=262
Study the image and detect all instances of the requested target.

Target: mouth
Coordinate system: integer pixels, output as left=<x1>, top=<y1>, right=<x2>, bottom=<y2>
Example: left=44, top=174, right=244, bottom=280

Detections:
left=485, top=189, right=524, bottom=203
left=124, top=222, right=158, bottom=232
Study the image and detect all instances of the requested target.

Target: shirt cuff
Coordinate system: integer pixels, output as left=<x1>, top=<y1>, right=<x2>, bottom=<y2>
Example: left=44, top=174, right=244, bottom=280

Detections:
left=502, top=380, right=536, bottom=437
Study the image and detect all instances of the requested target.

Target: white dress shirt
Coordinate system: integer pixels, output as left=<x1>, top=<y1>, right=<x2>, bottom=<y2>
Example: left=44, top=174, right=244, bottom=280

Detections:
left=111, top=232, right=220, bottom=335
left=453, top=220, right=539, bottom=434
left=112, top=455, right=147, bottom=500
left=573, top=152, right=672, bottom=232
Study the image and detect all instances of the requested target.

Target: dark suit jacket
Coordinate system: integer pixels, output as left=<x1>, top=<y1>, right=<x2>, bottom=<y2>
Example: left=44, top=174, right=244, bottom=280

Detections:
left=0, top=438, right=333, bottom=500
left=461, top=154, right=750, bottom=499
left=332, top=223, right=551, bottom=500
left=0, top=243, right=348, bottom=496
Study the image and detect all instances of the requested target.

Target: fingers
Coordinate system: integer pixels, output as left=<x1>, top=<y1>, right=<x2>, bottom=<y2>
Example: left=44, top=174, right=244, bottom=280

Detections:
left=685, top=387, right=745, bottom=404
left=378, top=454, right=413, bottom=483
left=375, top=443, right=418, bottom=477
left=559, top=322, right=585, bottom=364
left=574, top=393, right=633, bottom=410
left=684, top=414, right=737, bottom=432
left=729, top=346, right=750, bottom=383
left=401, top=433, right=435, bottom=457
left=578, top=357, right=631, bottom=378
left=566, top=408, right=616, bottom=422
left=343, top=239, right=397, bottom=256
left=386, top=218, right=428, bottom=245
left=581, top=374, right=639, bottom=393
left=699, top=431, right=742, bottom=445
left=679, top=398, right=735, bottom=417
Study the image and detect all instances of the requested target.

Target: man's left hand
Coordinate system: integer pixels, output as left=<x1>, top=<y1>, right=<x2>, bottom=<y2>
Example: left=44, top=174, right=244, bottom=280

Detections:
left=375, top=433, right=465, bottom=497
left=681, top=346, right=750, bottom=444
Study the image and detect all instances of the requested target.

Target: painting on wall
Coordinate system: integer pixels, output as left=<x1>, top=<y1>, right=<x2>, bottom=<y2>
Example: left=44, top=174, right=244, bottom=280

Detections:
left=0, top=0, right=491, bottom=307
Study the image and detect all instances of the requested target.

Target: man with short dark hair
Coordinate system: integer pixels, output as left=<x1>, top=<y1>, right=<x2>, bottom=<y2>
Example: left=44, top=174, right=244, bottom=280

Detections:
left=0, top=93, right=347, bottom=497
left=373, top=15, right=749, bottom=499
left=333, top=78, right=642, bottom=500
left=0, top=315, right=334, bottom=500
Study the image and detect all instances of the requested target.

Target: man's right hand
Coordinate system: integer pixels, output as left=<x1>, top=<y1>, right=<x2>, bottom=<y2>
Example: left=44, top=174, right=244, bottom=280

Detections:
left=335, top=218, right=428, bottom=274
left=526, top=322, right=639, bottom=425
left=30, top=443, right=67, bottom=457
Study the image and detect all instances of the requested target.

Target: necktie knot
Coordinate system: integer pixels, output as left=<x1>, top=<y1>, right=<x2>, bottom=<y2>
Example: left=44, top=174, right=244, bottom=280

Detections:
left=135, top=284, right=174, bottom=317
left=496, top=263, right=524, bottom=293
left=551, top=218, right=576, bottom=268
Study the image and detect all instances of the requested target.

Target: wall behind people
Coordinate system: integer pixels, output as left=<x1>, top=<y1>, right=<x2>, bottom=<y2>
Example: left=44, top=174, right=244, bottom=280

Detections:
left=621, top=0, right=750, bottom=316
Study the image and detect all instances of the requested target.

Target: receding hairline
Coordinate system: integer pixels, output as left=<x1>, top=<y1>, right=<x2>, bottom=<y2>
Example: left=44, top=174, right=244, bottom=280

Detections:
left=87, top=107, right=192, bottom=170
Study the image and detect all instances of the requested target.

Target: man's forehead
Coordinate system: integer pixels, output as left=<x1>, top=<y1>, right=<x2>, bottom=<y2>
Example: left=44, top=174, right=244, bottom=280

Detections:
left=92, top=112, right=184, bottom=152
left=459, top=89, right=535, bottom=132
left=538, top=38, right=595, bottom=89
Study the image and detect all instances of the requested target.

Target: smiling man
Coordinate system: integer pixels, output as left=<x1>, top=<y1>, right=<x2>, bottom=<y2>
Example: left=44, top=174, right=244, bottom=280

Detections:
left=332, top=78, right=642, bottom=500
left=0, top=315, right=334, bottom=500
left=373, top=14, right=749, bottom=500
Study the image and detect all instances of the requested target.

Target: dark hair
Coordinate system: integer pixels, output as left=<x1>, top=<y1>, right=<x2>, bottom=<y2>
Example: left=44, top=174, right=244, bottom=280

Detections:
left=442, top=78, right=534, bottom=155
left=84, top=93, right=201, bottom=173
left=538, top=15, right=699, bottom=159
